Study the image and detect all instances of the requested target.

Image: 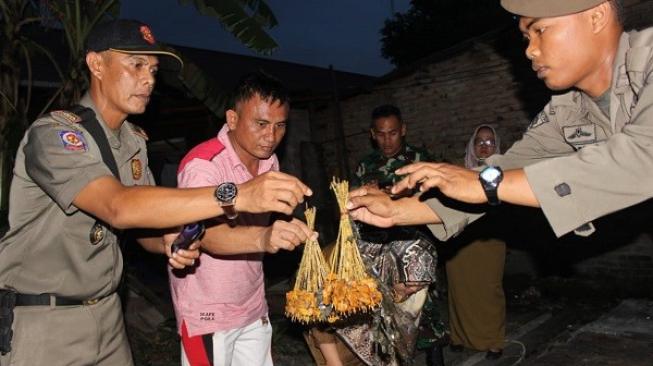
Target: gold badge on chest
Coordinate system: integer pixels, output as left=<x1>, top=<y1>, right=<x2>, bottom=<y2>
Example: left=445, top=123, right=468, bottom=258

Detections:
left=90, top=221, right=105, bottom=245
left=131, top=159, right=143, bottom=180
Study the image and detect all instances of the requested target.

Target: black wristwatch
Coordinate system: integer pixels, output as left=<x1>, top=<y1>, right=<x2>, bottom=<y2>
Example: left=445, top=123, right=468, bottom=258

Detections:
left=215, top=182, right=238, bottom=219
left=479, top=166, right=503, bottom=206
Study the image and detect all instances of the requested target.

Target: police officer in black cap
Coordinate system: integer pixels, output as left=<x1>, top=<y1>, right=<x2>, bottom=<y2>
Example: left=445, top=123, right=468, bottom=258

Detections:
left=0, top=19, right=312, bottom=365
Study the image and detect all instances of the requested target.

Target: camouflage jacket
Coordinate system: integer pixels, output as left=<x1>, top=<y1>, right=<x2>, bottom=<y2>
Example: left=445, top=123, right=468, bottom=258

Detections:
left=353, top=144, right=434, bottom=188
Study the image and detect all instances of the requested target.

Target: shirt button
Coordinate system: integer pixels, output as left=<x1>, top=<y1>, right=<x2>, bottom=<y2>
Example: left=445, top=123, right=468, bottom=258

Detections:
left=554, top=183, right=571, bottom=197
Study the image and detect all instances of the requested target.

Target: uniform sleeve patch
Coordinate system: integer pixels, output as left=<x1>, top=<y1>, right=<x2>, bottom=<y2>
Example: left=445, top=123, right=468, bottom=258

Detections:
left=51, top=110, right=82, bottom=124
left=59, top=130, right=87, bottom=151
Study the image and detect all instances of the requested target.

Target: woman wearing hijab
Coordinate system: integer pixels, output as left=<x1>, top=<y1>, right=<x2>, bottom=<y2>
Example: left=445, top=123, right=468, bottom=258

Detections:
left=446, top=125, right=506, bottom=360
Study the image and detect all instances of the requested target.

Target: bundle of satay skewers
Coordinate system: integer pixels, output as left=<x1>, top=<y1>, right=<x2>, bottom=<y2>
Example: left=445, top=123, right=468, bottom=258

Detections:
left=285, top=207, right=334, bottom=323
left=285, top=179, right=382, bottom=324
left=323, top=178, right=382, bottom=316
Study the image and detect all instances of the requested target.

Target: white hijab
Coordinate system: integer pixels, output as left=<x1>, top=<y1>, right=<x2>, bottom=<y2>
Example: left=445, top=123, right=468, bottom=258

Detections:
left=464, top=124, right=501, bottom=169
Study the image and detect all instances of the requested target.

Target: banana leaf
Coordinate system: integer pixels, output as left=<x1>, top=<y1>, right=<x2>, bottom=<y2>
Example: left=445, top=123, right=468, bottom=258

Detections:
left=179, top=0, right=278, bottom=55
left=160, top=45, right=231, bottom=118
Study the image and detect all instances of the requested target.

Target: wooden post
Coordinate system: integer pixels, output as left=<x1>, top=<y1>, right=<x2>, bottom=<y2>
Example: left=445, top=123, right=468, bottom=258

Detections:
left=329, top=65, right=351, bottom=181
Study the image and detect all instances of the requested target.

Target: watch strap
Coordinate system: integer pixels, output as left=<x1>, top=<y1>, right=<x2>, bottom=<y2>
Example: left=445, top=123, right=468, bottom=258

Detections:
left=484, top=185, right=501, bottom=206
left=222, top=204, right=238, bottom=220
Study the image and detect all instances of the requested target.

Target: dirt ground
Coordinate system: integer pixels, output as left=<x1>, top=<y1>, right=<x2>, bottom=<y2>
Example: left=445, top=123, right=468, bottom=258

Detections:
left=125, top=256, right=649, bottom=366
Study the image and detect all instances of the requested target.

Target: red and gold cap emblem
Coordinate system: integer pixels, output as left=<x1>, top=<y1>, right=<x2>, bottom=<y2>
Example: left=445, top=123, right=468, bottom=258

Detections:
left=140, top=25, right=155, bottom=45
left=131, top=159, right=143, bottom=180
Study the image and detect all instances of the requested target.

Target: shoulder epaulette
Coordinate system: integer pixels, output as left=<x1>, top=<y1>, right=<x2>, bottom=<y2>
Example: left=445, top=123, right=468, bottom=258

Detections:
left=128, top=123, right=149, bottom=141
left=49, top=110, right=83, bottom=125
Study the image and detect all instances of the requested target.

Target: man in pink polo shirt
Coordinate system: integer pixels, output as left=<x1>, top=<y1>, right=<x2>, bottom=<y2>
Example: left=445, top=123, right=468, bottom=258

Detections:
left=171, top=72, right=313, bottom=366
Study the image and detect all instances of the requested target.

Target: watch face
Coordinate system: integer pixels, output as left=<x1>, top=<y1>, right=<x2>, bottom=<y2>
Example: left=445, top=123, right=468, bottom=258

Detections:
left=216, top=182, right=238, bottom=203
left=480, top=167, right=501, bottom=182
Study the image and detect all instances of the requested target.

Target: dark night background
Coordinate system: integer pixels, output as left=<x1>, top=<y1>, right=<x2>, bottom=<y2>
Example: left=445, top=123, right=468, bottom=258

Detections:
left=120, top=0, right=411, bottom=76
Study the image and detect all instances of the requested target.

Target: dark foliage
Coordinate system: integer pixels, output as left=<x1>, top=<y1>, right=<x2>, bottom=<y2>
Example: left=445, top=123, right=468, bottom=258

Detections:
left=380, top=0, right=514, bottom=67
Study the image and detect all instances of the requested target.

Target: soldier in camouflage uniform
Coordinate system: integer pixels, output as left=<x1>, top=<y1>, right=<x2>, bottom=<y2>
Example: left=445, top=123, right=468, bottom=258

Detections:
left=353, top=105, right=434, bottom=190
left=307, top=105, right=446, bottom=366
left=353, top=105, right=439, bottom=293
left=368, top=105, right=447, bottom=364
left=354, top=144, right=433, bottom=190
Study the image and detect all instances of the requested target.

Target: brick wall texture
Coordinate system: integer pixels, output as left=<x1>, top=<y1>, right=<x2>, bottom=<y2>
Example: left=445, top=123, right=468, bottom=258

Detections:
left=308, top=0, right=653, bottom=286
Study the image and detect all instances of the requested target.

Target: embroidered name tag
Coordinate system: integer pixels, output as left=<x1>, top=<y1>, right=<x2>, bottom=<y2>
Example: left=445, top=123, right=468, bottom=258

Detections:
left=59, top=130, right=87, bottom=151
left=563, top=124, right=596, bottom=148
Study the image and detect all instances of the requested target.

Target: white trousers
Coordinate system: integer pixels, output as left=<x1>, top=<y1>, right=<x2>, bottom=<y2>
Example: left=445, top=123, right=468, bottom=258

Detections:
left=181, top=316, right=273, bottom=366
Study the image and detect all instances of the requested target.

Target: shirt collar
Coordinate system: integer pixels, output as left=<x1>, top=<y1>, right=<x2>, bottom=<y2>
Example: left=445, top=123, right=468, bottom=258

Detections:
left=377, top=143, right=408, bottom=160
left=79, top=92, right=141, bottom=162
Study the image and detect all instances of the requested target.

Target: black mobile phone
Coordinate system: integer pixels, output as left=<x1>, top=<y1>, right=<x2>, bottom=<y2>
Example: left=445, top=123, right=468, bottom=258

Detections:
left=171, top=223, right=205, bottom=254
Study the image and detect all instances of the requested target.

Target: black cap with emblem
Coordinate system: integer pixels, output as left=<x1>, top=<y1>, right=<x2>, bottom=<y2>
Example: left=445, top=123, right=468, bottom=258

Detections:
left=86, top=19, right=183, bottom=71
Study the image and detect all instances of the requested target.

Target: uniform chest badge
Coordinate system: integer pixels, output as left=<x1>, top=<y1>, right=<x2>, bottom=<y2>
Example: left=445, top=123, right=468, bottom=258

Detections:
left=90, top=221, right=105, bottom=245
left=131, top=159, right=143, bottom=180
left=563, top=124, right=597, bottom=149
left=59, top=130, right=87, bottom=151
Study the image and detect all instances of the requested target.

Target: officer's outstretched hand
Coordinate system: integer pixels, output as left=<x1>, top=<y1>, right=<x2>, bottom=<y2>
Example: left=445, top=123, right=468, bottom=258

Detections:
left=258, top=217, right=318, bottom=254
left=346, top=186, right=397, bottom=228
left=236, top=171, right=312, bottom=215
left=392, top=162, right=486, bottom=204
left=163, top=230, right=201, bottom=269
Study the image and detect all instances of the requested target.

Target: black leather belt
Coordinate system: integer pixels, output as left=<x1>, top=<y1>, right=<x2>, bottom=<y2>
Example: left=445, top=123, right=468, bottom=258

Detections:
left=14, top=293, right=105, bottom=307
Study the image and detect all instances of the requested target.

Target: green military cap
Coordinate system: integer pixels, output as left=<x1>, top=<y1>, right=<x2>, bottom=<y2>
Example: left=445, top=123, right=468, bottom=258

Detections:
left=501, top=0, right=607, bottom=18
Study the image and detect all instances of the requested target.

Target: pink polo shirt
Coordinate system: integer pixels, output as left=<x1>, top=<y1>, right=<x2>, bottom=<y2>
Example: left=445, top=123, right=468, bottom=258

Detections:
left=170, top=124, right=279, bottom=337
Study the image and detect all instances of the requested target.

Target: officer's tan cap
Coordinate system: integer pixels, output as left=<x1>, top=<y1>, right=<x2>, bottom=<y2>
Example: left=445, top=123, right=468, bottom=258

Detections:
left=86, top=19, right=183, bottom=71
left=501, top=0, right=608, bottom=17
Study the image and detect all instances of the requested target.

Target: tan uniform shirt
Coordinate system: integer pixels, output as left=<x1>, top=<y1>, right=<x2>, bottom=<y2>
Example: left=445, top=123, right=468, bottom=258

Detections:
left=0, top=93, right=154, bottom=299
left=427, top=28, right=653, bottom=240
